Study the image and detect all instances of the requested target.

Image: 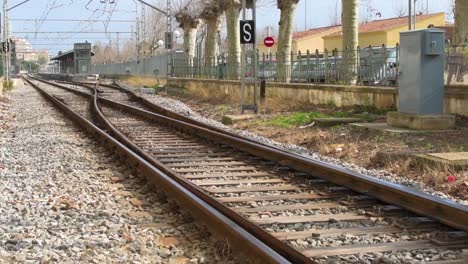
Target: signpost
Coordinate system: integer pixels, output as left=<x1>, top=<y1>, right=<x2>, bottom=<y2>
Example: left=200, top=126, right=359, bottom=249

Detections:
left=240, top=0, right=258, bottom=114
left=240, top=20, right=255, bottom=44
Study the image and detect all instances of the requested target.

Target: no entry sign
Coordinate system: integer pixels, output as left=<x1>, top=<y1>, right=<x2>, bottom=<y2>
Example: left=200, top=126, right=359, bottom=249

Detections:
left=264, top=36, right=275, bottom=47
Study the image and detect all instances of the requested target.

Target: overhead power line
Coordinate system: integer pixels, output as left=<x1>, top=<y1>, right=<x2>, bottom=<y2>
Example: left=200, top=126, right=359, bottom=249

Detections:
left=20, top=37, right=133, bottom=40
left=13, top=31, right=134, bottom=34
left=18, top=43, right=94, bottom=45
left=11, top=18, right=136, bottom=22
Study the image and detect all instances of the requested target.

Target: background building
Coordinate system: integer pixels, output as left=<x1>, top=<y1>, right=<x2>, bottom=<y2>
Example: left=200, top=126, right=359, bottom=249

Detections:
left=257, top=12, right=448, bottom=54
left=323, top=13, right=446, bottom=50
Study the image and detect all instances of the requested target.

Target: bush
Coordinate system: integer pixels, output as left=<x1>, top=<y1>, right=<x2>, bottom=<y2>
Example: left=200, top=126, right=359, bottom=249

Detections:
left=2, top=80, right=14, bottom=91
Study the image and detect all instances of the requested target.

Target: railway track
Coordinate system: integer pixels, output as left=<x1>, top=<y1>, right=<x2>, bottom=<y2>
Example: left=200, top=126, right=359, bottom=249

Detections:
left=25, top=75, right=468, bottom=263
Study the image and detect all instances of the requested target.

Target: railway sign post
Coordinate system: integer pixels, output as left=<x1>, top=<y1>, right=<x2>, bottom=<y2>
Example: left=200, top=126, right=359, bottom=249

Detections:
left=240, top=20, right=255, bottom=44
left=264, top=36, right=274, bottom=48
left=240, top=0, right=258, bottom=114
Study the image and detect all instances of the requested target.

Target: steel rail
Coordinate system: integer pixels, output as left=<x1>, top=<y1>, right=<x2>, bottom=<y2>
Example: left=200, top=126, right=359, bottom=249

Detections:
left=29, top=77, right=315, bottom=263
left=64, top=80, right=306, bottom=154
left=106, top=80, right=468, bottom=233
left=91, top=86, right=314, bottom=264
left=32, top=76, right=468, bottom=233
left=22, top=76, right=292, bottom=264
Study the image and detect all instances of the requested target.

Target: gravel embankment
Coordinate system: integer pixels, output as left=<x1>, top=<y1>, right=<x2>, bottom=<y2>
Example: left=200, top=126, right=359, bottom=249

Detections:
left=116, top=82, right=467, bottom=206
left=0, top=82, right=236, bottom=263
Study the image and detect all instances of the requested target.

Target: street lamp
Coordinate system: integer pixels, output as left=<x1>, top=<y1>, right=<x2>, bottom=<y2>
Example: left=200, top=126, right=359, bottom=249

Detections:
left=157, top=39, right=164, bottom=47
left=174, top=29, right=181, bottom=50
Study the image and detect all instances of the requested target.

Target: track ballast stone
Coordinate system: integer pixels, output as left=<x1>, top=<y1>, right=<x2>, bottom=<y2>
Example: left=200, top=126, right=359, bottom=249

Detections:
left=0, top=82, right=236, bottom=263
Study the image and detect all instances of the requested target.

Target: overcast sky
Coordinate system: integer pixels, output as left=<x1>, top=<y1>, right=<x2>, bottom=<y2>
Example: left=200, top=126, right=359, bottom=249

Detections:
left=7, top=0, right=453, bottom=56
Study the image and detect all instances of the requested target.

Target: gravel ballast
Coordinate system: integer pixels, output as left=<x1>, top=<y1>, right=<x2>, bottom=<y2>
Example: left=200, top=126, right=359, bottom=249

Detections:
left=0, top=81, right=235, bottom=263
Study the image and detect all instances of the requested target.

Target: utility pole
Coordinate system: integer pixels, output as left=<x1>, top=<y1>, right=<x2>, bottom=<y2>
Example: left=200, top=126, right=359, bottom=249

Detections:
left=3, top=0, right=10, bottom=81
left=133, top=0, right=173, bottom=76
left=142, top=3, right=146, bottom=54
left=408, top=0, right=414, bottom=30
left=116, top=32, right=120, bottom=59
left=166, top=0, right=172, bottom=77
left=3, top=0, right=33, bottom=79
left=304, top=1, right=307, bottom=31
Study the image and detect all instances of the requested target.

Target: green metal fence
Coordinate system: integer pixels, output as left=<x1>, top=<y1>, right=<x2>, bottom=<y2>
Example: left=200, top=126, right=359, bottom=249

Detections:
left=172, top=44, right=400, bottom=86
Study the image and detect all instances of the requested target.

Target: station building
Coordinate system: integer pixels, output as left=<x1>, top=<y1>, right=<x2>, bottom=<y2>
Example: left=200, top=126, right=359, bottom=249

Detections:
left=51, top=43, right=94, bottom=74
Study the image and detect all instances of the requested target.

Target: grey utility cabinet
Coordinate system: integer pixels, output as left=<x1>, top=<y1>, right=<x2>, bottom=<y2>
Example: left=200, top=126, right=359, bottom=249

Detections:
left=398, top=28, right=445, bottom=115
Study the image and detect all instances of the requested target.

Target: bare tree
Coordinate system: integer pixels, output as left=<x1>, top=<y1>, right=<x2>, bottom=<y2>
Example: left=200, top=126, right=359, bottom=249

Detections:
left=219, top=0, right=242, bottom=78
left=454, top=0, right=468, bottom=45
left=329, top=0, right=341, bottom=26
left=360, top=0, right=381, bottom=23
left=276, top=0, right=300, bottom=83
left=200, top=0, right=224, bottom=64
left=92, top=41, right=117, bottom=64
left=172, top=0, right=203, bottom=61
left=342, top=0, right=359, bottom=84
left=392, top=0, right=407, bottom=17
left=146, top=7, right=167, bottom=56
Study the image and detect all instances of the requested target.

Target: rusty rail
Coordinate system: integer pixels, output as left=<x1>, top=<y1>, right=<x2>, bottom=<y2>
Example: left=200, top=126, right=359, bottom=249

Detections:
left=22, top=76, right=293, bottom=264
left=29, top=75, right=468, bottom=258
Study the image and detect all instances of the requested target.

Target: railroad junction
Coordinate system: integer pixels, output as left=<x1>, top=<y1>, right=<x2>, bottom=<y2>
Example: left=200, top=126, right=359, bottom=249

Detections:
left=1, top=0, right=468, bottom=263
left=0, top=74, right=466, bottom=263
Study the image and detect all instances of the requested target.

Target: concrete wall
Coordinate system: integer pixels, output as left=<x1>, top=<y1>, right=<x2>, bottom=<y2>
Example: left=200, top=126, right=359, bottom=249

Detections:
left=92, top=54, right=169, bottom=77
left=167, top=78, right=397, bottom=109
left=165, top=78, right=468, bottom=116
left=100, top=75, right=467, bottom=116
left=445, top=86, right=468, bottom=116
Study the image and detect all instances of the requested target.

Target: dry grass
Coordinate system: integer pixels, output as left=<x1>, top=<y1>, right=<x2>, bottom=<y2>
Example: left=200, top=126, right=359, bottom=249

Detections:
left=232, top=123, right=468, bottom=200
left=121, top=76, right=165, bottom=88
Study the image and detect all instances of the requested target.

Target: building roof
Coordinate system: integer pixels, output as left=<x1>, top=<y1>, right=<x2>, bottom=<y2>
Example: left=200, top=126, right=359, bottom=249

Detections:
left=51, top=49, right=95, bottom=61
left=51, top=50, right=74, bottom=60
left=292, top=25, right=341, bottom=40
left=324, top=12, right=445, bottom=38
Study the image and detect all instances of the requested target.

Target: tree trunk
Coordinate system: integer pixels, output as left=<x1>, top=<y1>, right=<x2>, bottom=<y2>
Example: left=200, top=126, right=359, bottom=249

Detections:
left=205, top=16, right=222, bottom=65
left=277, top=0, right=299, bottom=83
left=342, top=0, right=359, bottom=85
left=183, top=26, right=198, bottom=77
left=183, top=26, right=197, bottom=59
left=454, top=0, right=468, bottom=45
left=226, top=5, right=241, bottom=79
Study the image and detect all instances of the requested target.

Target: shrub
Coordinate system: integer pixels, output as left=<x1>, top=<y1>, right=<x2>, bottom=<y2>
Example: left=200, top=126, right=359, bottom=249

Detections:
left=2, top=80, right=13, bottom=91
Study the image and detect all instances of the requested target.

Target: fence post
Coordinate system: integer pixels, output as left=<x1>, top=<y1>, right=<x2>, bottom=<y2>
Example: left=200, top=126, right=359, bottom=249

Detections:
left=334, top=48, right=339, bottom=82
left=289, top=50, right=294, bottom=83
left=315, top=49, right=319, bottom=83
left=382, top=44, right=387, bottom=82
left=368, top=45, right=373, bottom=84
left=324, top=49, right=329, bottom=83
left=357, top=45, right=361, bottom=81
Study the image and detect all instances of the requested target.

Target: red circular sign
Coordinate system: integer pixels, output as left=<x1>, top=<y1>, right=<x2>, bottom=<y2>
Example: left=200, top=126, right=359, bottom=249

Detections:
left=264, top=36, right=275, bottom=47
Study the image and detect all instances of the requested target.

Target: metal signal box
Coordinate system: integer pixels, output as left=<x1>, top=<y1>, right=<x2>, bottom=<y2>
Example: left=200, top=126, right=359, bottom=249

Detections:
left=398, top=28, right=445, bottom=115
left=74, top=43, right=92, bottom=75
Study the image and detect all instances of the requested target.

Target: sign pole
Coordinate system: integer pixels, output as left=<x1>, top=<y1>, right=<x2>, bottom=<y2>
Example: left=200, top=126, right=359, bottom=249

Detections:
left=240, top=0, right=246, bottom=114
left=239, top=0, right=257, bottom=114
left=252, top=0, right=258, bottom=114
